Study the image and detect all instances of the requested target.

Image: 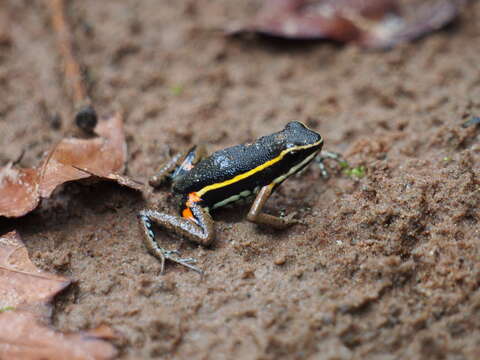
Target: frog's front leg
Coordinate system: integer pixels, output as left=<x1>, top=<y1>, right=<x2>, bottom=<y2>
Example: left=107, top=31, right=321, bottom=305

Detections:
left=315, top=150, right=345, bottom=178
left=139, top=202, right=214, bottom=273
left=148, top=152, right=185, bottom=187
left=149, top=145, right=207, bottom=187
left=246, top=184, right=298, bottom=229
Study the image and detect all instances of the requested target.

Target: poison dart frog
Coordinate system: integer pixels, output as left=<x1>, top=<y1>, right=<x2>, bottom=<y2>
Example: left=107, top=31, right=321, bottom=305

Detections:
left=139, top=121, right=342, bottom=273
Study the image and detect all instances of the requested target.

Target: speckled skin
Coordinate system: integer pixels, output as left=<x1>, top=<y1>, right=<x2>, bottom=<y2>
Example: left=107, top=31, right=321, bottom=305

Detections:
left=173, top=121, right=323, bottom=210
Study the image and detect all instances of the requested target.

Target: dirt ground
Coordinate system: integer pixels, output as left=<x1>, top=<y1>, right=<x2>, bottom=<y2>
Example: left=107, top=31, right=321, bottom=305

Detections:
left=1, top=0, right=480, bottom=359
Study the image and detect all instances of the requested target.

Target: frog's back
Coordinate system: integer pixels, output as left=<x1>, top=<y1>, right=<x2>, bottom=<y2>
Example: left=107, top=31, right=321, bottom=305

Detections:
left=172, top=121, right=323, bottom=210
left=173, top=135, right=285, bottom=195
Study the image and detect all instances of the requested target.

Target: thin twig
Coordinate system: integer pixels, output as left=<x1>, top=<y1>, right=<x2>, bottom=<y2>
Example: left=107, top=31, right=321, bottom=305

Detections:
left=47, top=0, right=89, bottom=108
left=48, top=0, right=98, bottom=132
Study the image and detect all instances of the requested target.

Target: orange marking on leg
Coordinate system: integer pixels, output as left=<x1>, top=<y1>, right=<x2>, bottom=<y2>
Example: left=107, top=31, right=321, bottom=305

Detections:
left=186, top=192, right=202, bottom=207
left=182, top=207, right=194, bottom=220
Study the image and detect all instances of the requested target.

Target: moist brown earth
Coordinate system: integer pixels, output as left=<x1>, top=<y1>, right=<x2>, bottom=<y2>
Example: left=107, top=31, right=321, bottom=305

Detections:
left=1, top=1, right=480, bottom=359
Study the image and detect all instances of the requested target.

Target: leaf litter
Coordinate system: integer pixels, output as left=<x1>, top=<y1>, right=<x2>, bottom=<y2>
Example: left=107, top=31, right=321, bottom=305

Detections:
left=0, top=231, right=117, bottom=359
left=229, top=0, right=467, bottom=49
left=0, top=2, right=140, bottom=358
left=0, top=231, right=70, bottom=309
left=1, top=311, right=117, bottom=360
left=0, top=112, right=142, bottom=218
left=0, top=165, right=39, bottom=218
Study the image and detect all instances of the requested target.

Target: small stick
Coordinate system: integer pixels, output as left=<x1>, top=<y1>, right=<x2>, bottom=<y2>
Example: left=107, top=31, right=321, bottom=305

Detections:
left=48, top=0, right=88, bottom=106
left=47, top=0, right=97, bottom=130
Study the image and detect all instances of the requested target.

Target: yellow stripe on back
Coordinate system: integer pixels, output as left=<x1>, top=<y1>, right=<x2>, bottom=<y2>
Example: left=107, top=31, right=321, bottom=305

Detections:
left=196, top=140, right=322, bottom=197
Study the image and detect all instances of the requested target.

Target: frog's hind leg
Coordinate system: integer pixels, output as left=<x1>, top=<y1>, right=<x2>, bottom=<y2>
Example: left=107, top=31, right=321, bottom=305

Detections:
left=138, top=203, right=214, bottom=274
left=149, top=145, right=207, bottom=187
left=247, top=184, right=298, bottom=229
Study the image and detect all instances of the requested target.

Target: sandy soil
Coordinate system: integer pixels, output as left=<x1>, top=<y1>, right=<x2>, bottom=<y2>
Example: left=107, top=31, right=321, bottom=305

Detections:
left=1, top=0, right=480, bottom=359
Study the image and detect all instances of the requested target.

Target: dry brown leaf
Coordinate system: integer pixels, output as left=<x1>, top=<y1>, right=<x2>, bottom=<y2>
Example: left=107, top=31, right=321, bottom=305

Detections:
left=229, top=0, right=466, bottom=49
left=0, top=165, right=39, bottom=218
left=39, top=112, right=127, bottom=197
left=0, top=112, right=136, bottom=218
left=0, top=231, right=118, bottom=359
left=0, top=231, right=70, bottom=309
left=0, top=310, right=117, bottom=360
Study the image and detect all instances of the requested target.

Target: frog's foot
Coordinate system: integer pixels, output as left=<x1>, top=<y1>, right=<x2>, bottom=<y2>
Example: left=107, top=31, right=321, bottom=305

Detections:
left=138, top=212, right=204, bottom=274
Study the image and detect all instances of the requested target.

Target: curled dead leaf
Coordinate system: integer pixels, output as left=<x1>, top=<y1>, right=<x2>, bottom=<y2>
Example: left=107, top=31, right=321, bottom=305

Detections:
left=0, top=165, right=39, bottom=218
left=0, top=112, right=140, bottom=218
left=229, top=0, right=466, bottom=49
left=39, top=111, right=127, bottom=197
left=0, top=231, right=70, bottom=309
left=0, top=310, right=118, bottom=360
left=0, top=231, right=118, bottom=359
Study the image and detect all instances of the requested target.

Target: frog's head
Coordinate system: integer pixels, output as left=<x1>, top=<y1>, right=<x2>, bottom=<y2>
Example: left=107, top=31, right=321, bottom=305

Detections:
left=283, top=121, right=323, bottom=150
left=269, top=121, right=324, bottom=178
